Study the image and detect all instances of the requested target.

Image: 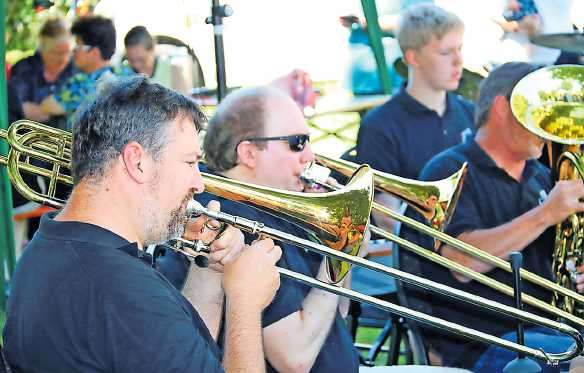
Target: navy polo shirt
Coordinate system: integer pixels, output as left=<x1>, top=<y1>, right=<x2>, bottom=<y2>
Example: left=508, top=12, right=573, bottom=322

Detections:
left=3, top=212, right=223, bottom=373
left=400, top=139, right=554, bottom=369
left=160, top=189, right=360, bottom=373
left=355, top=88, right=475, bottom=180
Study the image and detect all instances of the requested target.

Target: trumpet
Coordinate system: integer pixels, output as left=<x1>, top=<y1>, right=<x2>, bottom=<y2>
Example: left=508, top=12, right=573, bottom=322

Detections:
left=1, top=119, right=584, bottom=364
left=303, top=155, right=584, bottom=328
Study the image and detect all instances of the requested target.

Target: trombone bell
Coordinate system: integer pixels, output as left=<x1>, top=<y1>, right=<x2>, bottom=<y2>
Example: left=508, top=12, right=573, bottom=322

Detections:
left=201, top=165, right=374, bottom=284
left=313, top=154, right=467, bottom=231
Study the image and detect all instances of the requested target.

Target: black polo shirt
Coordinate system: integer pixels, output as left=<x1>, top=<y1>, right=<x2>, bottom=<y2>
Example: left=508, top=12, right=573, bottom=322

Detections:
left=3, top=212, right=223, bottom=373
left=400, top=139, right=554, bottom=369
left=355, top=88, right=475, bottom=180
left=158, top=188, right=361, bottom=373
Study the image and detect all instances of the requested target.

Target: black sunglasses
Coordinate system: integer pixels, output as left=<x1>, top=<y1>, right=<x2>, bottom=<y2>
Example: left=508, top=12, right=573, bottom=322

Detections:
left=244, top=134, right=310, bottom=152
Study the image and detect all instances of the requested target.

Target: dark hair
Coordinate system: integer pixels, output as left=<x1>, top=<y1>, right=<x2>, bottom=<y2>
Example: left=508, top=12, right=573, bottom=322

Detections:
left=124, top=25, right=155, bottom=50
left=475, top=62, right=539, bottom=128
left=39, top=16, right=69, bottom=39
left=204, top=87, right=276, bottom=172
left=72, top=75, right=205, bottom=184
left=71, top=16, right=116, bottom=60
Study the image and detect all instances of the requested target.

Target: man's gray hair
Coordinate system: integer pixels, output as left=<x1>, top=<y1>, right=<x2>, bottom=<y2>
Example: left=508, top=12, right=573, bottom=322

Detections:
left=72, top=75, right=205, bottom=184
left=396, top=3, right=464, bottom=53
left=204, top=86, right=288, bottom=172
left=475, top=62, right=538, bottom=128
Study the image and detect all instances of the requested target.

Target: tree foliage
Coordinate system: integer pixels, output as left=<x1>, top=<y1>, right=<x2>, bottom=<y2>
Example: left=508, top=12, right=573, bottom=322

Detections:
left=5, top=0, right=97, bottom=64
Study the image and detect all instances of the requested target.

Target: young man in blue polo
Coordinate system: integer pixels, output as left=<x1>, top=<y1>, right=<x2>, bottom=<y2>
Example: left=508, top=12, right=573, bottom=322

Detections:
left=354, top=3, right=474, bottom=232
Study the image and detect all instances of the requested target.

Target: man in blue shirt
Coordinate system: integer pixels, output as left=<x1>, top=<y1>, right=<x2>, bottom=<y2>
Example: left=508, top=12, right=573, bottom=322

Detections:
left=166, top=85, right=471, bottom=373
left=401, top=62, right=584, bottom=372
left=355, top=4, right=474, bottom=232
left=39, top=16, right=132, bottom=129
left=3, top=76, right=281, bottom=372
left=199, top=86, right=359, bottom=373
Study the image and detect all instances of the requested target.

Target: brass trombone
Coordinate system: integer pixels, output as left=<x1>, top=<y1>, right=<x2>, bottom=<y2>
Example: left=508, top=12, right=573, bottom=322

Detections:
left=1, top=119, right=584, bottom=364
left=308, top=154, right=584, bottom=328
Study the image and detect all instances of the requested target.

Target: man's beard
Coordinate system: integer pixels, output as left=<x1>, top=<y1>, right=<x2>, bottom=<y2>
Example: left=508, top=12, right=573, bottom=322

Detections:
left=142, top=189, right=196, bottom=247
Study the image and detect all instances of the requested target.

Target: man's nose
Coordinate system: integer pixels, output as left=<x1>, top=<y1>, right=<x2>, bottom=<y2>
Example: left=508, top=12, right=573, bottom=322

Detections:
left=302, top=144, right=315, bottom=163
left=192, top=169, right=205, bottom=194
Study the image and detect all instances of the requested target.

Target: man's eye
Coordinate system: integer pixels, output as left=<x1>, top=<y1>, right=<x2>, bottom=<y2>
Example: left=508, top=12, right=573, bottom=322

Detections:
left=186, top=162, right=197, bottom=168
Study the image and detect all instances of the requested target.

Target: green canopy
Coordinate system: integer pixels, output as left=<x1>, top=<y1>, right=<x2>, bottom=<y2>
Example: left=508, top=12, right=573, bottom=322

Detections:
left=361, top=0, right=392, bottom=95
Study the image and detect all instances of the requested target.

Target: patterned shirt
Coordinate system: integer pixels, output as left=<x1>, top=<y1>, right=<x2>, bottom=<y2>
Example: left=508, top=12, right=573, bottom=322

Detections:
left=54, top=65, right=133, bottom=129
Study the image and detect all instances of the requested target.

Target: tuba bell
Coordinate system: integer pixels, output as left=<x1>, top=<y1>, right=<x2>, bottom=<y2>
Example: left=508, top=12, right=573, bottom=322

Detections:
left=510, top=64, right=584, bottom=317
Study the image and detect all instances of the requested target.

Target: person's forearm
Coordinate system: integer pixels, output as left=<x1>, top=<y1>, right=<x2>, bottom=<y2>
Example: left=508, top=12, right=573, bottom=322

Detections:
left=22, top=102, right=50, bottom=122
left=223, top=300, right=265, bottom=373
left=182, top=265, right=224, bottom=340
left=40, top=95, right=65, bottom=116
left=264, top=262, right=339, bottom=372
left=443, top=204, right=550, bottom=280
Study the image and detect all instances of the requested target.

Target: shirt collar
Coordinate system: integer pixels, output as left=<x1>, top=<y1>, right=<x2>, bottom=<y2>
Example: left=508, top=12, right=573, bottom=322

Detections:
left=87, top=66, right=113, bottom=80
left=395, top=88, right=456, bottom=116
left=38, top=212, right=156, bottom=265
left=465, top=139, right=542, bottom=182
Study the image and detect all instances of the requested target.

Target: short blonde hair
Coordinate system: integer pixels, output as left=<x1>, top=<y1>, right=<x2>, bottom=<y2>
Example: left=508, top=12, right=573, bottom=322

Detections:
left=396, top=4, right=463, bottom=53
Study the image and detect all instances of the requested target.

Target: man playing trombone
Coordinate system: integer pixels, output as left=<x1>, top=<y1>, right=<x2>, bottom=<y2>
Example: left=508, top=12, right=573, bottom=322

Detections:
left=402, top=62, right=584, bottom=372
left=2, top=76, right=282, bottom=372
left=157, top=85, right=473, bottom=373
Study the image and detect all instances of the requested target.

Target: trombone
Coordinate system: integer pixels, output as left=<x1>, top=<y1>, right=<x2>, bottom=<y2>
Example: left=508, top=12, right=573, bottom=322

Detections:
left=1, top=119, right=583, bottom=364
left=309, top=154, right=584, bottom=328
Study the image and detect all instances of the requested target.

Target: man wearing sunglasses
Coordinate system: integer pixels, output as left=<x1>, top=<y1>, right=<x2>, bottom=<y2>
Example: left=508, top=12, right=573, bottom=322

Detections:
left=39, top=16, right=132, bottom=129
left=155, top=85, right=363, bottom=373
left=157, top=86, right=471, bottom=373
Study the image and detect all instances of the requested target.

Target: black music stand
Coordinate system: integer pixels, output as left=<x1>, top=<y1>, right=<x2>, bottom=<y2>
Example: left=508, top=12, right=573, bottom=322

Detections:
left=503, top=252, right=541, bottom=373
left=205, top=0, right=232, bottom=102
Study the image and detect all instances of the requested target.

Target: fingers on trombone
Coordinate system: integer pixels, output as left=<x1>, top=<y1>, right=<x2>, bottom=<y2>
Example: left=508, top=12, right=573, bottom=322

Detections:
left=251, top=238, right=281, bottom=263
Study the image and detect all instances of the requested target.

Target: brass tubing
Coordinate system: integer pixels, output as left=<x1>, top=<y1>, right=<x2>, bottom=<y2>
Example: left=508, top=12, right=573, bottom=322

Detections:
left=186, top=201, right=583, bottom=365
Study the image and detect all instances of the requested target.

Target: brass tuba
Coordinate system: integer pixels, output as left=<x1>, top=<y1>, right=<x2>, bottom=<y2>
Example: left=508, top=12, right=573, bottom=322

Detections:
left=510, top=64, right=584, bottom=317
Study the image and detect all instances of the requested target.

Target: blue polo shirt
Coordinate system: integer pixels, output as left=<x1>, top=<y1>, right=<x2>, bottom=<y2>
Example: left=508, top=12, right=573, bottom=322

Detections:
left=400, top=139, right=554, bottom=369
left=3, top=212, right=224, bottom=373
left=355, top=88, right=475, bottom=179
left=157, top=186, right=360, bottom=373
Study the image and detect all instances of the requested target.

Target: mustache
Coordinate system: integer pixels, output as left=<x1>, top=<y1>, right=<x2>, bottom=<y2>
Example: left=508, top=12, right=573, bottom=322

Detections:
left=180, top=189, right=197, bottom=211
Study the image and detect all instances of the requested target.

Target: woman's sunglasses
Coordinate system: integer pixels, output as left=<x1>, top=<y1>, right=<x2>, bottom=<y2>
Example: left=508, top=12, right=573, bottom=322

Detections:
left=243, top=134, right=310, bottom=152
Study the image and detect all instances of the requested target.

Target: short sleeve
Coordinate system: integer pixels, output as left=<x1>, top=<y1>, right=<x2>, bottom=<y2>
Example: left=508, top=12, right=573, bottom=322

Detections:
left=356, top=108, right=401, bottom=175
left=54, top=74, right=85, bottom=114
left=260, top=247, right=307, bottom=327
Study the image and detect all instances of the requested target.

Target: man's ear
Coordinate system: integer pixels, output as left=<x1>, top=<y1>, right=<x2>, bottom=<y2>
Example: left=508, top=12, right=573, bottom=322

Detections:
left=403, top=49, right=419, bottom=68
left=235, top=140, right=259, bottom=168
left=492, top=95, right=512, bottom=122
left=121, top=141, right=147, bottom=183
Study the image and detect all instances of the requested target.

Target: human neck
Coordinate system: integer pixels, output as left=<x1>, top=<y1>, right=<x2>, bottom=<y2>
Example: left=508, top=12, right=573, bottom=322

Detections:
left=83, top=59, right=110, bottom=74
left=475, top=127, right=526, bottom=181
left=43, top=64, right=66, bottom=82
left=222, top=166, right=259, bottom=186
left=406, top=73, right=447, bottom=116
left=55, top=178, right=144, bottom=249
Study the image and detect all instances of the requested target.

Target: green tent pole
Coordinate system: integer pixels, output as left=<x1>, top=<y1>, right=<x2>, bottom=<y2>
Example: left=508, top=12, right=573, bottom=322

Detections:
left=0, top=0, right=16, bottom=310
left=360, top=0, right=392, bottom=95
